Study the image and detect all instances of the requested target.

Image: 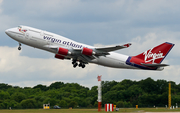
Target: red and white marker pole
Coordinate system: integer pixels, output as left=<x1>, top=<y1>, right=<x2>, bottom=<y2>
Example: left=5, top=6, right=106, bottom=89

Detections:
left=97, top=75, right=102, bottom=112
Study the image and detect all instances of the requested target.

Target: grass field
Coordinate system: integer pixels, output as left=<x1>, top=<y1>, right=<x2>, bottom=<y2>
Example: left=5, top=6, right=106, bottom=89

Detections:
left=1, top=108, right=180, bottom=113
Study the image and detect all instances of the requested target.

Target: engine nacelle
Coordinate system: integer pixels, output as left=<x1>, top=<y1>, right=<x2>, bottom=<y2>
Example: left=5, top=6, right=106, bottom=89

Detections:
left=55, top=54, right=65, bottom=60
left=82, top=47, right=95, bottom=56
left=58, top=47, right=71, bottom=56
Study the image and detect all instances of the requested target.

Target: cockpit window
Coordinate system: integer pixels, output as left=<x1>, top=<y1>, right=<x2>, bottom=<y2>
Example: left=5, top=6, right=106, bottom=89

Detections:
left=18, top=26, right=22, bottom=29
left=18, top=26, right=27, bottom=33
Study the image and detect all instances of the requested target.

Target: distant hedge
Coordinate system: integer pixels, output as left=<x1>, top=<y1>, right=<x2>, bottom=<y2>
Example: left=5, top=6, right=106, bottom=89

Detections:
left=0, top=77, right=179, bottom=109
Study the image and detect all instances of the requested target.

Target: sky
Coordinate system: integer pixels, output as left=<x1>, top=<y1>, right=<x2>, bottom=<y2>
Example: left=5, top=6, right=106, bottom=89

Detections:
left=0, top=0, right=180, bottom=88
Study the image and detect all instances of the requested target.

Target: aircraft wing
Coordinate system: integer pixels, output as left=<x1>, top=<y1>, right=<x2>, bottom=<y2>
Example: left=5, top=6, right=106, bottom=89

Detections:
left=45, top=43, right=132, bottom=63
left=95, top=43, right=132, bottom=52
left=45, top=43, right=131, bottom=54
left=72, top=43, right=132, bottom=63
left=72, top=43, right=132, bottom=56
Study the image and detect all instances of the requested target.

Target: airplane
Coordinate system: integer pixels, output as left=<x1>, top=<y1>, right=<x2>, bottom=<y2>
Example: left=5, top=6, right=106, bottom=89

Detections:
left=5, top=25, right=175, bottom=70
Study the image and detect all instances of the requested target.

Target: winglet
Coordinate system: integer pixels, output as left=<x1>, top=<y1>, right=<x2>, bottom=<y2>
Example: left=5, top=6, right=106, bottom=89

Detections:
left=123, top=43, right=132, bottom=48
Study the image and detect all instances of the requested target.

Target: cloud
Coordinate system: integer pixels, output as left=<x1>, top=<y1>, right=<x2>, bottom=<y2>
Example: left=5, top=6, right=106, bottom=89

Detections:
left=0, top=46, right=101, bottom=87
left=0, top=0, right=3, bottom=13
left=3, top=0, right=180, bottom=24
left=1, top=0, right=180, bottom=88
left=2, top=0, right=180, bottom=47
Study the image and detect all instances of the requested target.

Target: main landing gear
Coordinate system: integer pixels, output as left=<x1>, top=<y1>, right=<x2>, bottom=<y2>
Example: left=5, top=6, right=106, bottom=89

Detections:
left=18, top=43, right=21, bottom=50
left=79, top=62, right=85, bottom=68
left=72, top=60, right=86, bottom=68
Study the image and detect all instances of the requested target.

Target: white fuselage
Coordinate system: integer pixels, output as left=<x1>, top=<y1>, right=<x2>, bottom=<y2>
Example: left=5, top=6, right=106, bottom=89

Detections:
left=5, top=26, right=137, bottom=69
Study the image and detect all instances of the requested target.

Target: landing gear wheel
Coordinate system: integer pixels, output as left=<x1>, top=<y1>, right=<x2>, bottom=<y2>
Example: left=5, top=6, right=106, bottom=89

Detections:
left=18, top=47, right=21, bottom=50
left=82, top=64, right=85, bottom=68
left=72, top=59, right=77, bottom=64
left=72, top=60, right=86, bottom=68
left=79, top=63, right=82, bottom=67
left=73, top=63, right=78, bottom=68
left=18, top=43, right=21, bottom=51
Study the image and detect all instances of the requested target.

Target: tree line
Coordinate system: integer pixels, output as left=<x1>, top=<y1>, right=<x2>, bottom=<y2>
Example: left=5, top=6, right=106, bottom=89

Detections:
left=0, top=77, right=180, bottom=109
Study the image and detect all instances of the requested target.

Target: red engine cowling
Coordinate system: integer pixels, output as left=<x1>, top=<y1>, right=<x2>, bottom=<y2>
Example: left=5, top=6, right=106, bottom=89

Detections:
left=55, top=54, right=65, bottom=60
left=58, top=47, right=69, bottom=56
left=82, top=47, right=95, bottom=56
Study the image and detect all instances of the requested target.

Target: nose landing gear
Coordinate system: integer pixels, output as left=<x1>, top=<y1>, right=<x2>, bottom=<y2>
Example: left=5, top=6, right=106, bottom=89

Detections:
left=18, top=43, right=21, bottom=50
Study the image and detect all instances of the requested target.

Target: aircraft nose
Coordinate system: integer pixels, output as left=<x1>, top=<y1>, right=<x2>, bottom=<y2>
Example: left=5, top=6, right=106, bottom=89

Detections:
left=5, top=29, right=9, bottom=34
left=5, top=27, right=17, bottom=37
left=5, top=29, right=11, bottom=36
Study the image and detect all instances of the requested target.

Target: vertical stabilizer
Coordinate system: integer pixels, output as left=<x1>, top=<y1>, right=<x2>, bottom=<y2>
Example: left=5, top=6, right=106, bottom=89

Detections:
left=134, top=42, right=174, bottom=64
left=126, top=42, right=174, bottom=70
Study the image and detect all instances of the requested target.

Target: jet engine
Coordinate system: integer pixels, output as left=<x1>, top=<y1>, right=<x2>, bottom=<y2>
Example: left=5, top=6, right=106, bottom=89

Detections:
left=82, top=47, right=95, bottom=56
left=58, top=47, right=71, bottom=56
left=55, top=54, right=65, bottom=60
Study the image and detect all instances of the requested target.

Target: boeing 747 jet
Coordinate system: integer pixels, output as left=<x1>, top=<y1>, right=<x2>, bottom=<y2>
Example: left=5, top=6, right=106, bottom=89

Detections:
left=5, top=25, right=174, bottom=70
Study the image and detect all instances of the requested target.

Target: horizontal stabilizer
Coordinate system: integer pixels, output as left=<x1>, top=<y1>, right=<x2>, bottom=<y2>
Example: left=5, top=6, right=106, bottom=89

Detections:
left=141, top=63, right=169, bottom=67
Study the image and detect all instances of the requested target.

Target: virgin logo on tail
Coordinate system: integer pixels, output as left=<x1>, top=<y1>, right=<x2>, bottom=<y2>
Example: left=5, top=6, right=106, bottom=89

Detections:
left=131, top=42, right=174, bottom=65
left=143, top=48, right=164, bottom=63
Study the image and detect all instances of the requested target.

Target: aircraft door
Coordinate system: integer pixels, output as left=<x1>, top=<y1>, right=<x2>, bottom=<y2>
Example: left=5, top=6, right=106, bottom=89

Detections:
left=25, top=33, right=29, bottom=39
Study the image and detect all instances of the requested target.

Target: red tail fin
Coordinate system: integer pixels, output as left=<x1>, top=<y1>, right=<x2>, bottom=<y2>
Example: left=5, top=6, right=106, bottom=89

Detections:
left=133, top=42, right=174, bottom=64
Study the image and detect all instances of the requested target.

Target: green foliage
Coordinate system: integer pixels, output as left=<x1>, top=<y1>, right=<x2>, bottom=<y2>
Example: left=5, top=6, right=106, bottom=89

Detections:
left=33, top=84, right=48, bottom=91
left=11, top=92, right=26, bottom=103
left=0, top=78, right=180, bottom=109
left=0, top=83, right=12, bottom=90
left=20, top=99, right=36, bottom=109
left=116, top=101, right=124, bottom=108
left=0, top=103, right=5, bottom=109
left=68, top=101, right=77, bottom=108
left=0, top=90, right=10, bottom=100
left=49, top=82, right=64, bottom=89
left=49, top=98, right=58, bottom=106
left=59, top=100, right=67, bottom=108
